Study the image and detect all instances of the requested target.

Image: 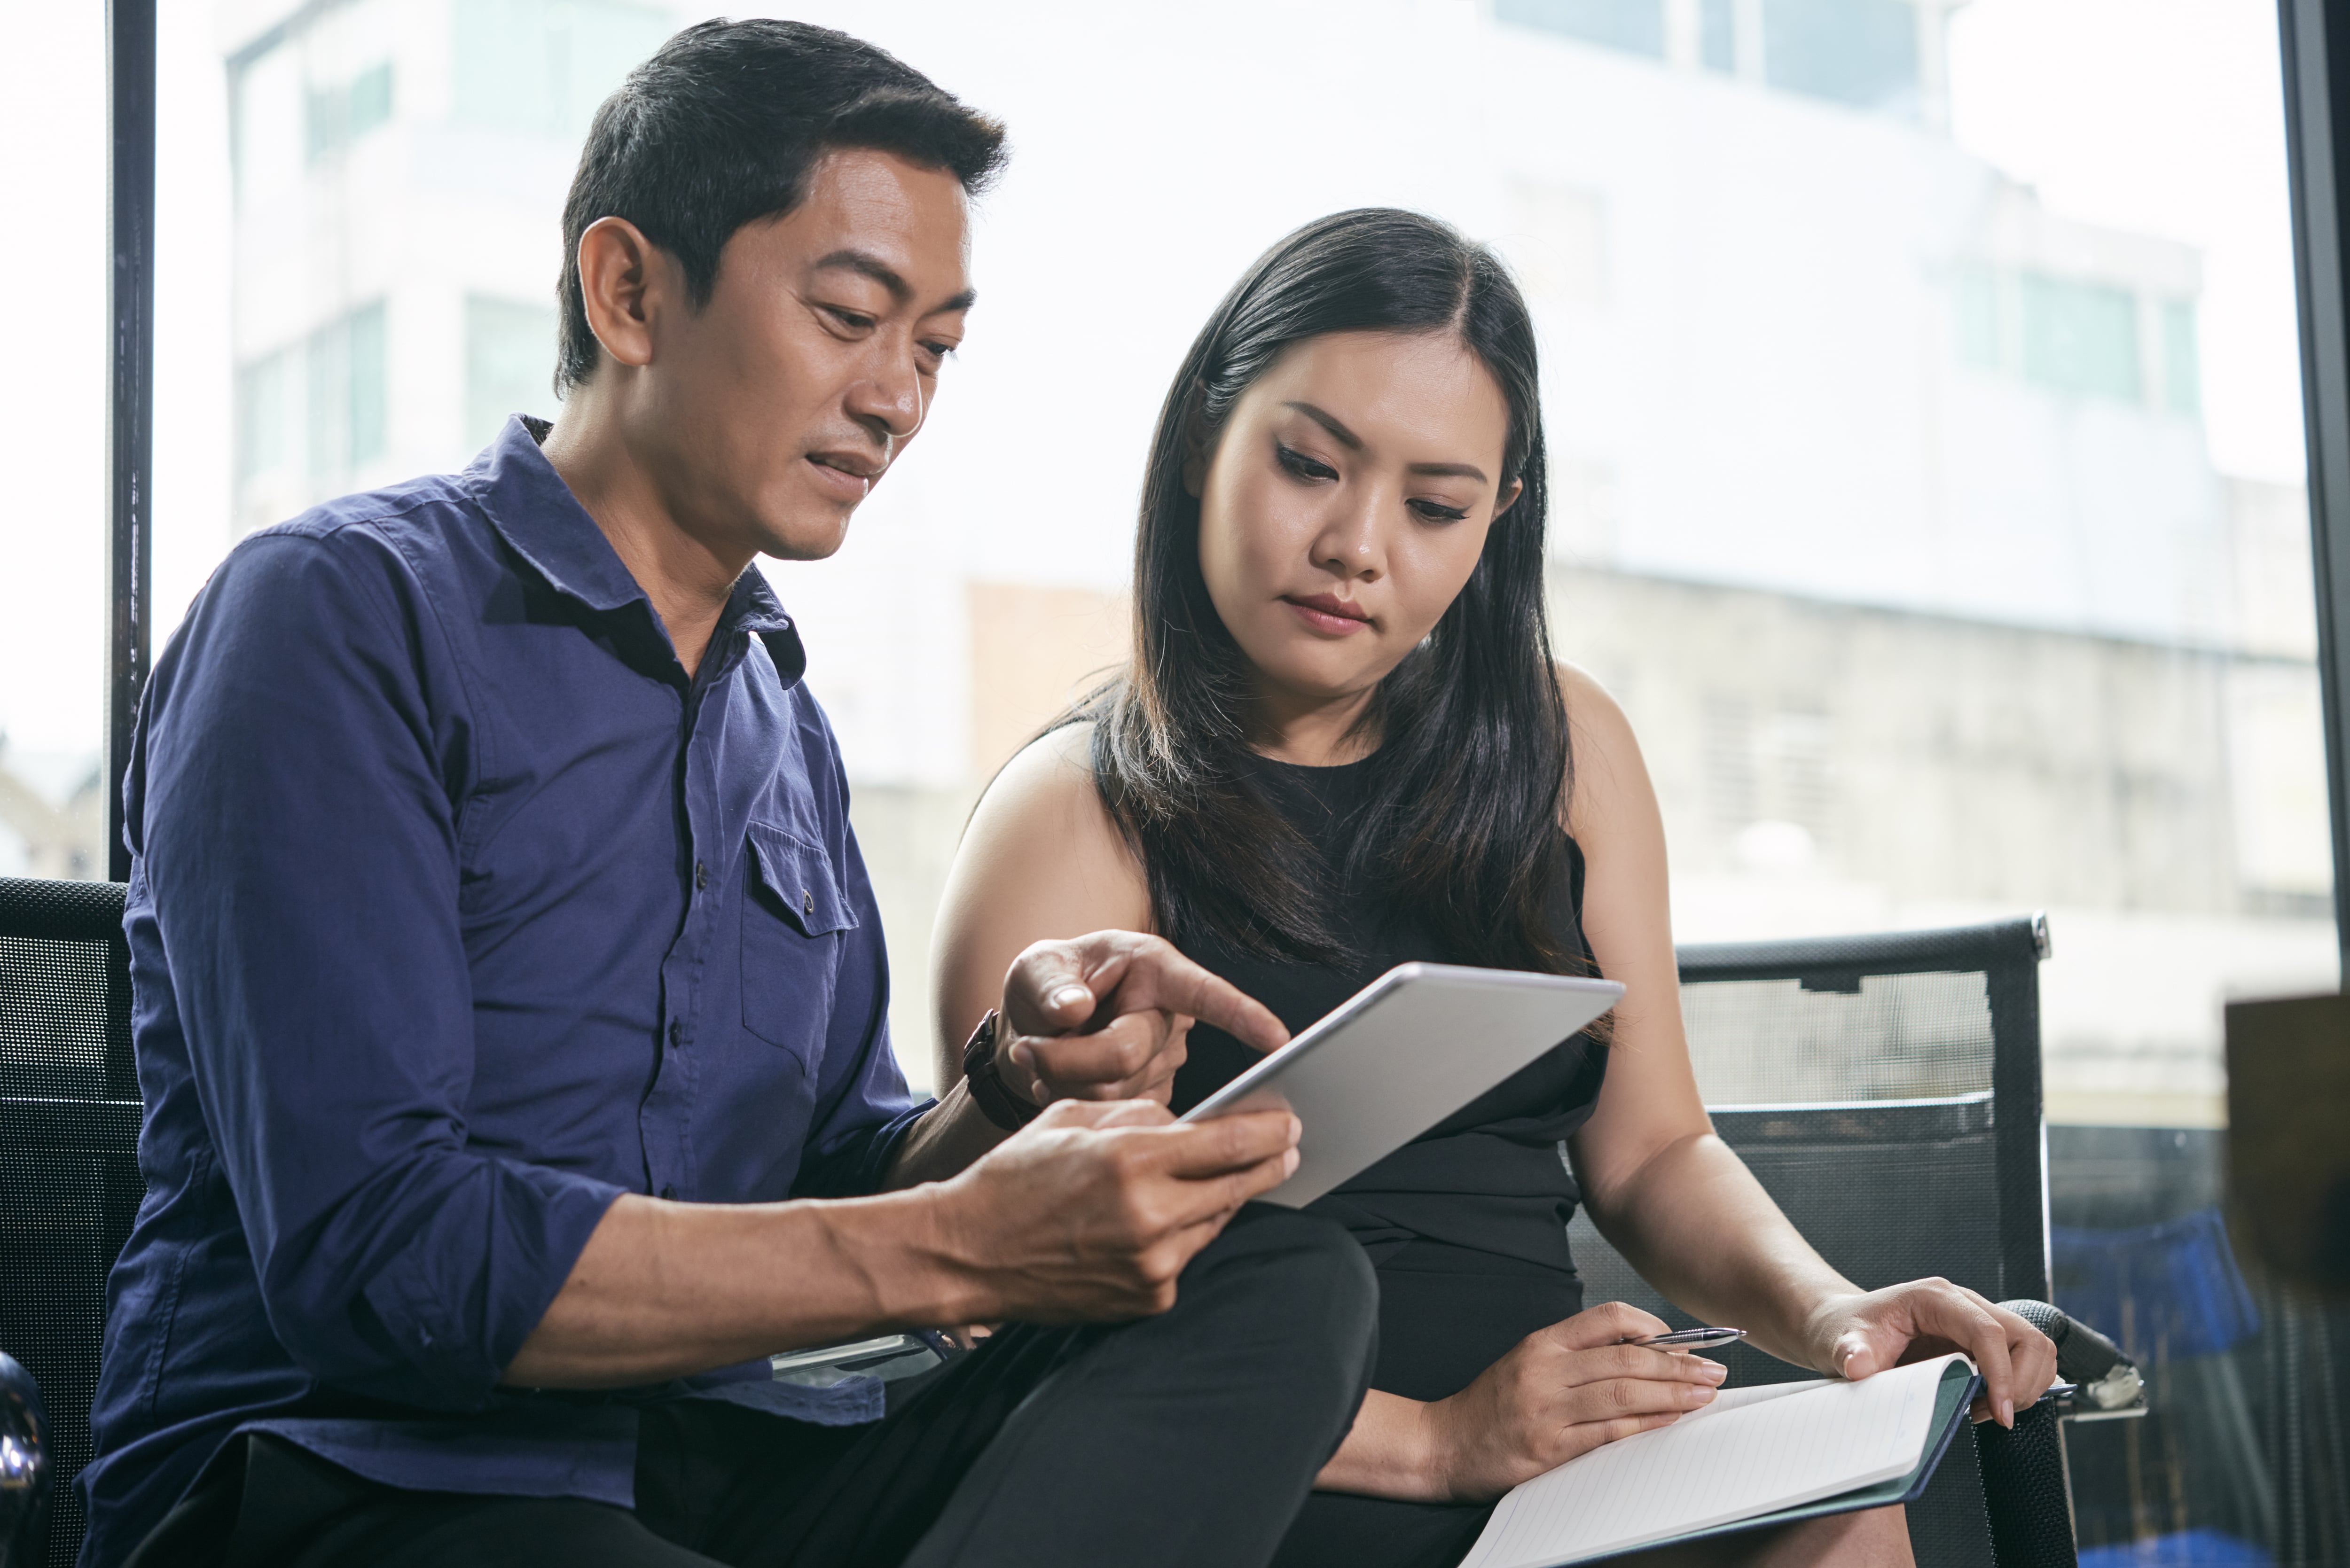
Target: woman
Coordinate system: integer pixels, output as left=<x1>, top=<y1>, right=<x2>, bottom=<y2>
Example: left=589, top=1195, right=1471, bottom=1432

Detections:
left=931, top=209, right=2055, bottom=1567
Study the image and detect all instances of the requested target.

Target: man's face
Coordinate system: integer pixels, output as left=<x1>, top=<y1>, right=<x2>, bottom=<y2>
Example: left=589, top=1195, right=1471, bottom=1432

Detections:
left=642, top=148, right=974, bottom=562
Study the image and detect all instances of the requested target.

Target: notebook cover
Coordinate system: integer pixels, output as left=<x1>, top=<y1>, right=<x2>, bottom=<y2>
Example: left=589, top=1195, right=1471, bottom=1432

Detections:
left=1570, top=1359, right=1984, bottom=1565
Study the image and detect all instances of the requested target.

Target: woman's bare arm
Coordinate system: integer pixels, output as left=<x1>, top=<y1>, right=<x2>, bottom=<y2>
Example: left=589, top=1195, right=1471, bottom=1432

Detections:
left=1556, top=664, right=1857, bottom=1368
left=931, top=725, right=1156, bottom=1092
left=1562, top=666, right=2053, bottom=1424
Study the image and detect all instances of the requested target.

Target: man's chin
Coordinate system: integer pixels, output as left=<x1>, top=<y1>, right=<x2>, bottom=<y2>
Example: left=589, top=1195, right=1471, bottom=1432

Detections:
left=755, top=503, right=859, bottom=563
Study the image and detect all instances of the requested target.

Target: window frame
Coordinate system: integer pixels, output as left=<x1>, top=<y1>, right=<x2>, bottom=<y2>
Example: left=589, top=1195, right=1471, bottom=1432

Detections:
left=2280, top=0, right=2350, bottom=973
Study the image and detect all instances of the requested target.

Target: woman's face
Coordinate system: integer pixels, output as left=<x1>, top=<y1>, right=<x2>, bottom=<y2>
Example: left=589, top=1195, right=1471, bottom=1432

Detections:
left=1193, top=329, right=1520, bottom=718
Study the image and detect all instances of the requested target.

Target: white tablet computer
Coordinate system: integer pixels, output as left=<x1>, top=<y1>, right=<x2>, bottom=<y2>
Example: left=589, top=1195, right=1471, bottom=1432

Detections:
left=1180, top=962, right=1623, bottom=1208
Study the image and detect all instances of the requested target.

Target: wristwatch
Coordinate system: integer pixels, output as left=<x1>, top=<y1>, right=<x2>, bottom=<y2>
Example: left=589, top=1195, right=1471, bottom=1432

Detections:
left=960, top=1008, right=1042, bottom=1131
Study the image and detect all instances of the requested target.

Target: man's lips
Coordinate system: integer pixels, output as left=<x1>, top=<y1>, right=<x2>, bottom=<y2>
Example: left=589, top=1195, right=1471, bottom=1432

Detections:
left=806, top=451, right=883, bottom=500
left=1281, top=593, right=1374, bottom=634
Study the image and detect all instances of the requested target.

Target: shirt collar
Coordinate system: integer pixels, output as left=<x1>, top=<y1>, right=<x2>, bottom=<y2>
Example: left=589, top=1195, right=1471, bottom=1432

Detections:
left=467, top=415, right=807, bottom=689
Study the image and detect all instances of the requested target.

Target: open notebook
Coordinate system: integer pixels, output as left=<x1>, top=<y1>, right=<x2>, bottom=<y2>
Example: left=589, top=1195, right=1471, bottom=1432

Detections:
left=1459, top=1354, right=1981, bottom=1568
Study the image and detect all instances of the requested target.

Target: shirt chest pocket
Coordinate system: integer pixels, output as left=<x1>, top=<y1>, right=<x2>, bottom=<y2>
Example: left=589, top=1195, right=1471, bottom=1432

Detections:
left=741, top=822, right=858, bottom=1053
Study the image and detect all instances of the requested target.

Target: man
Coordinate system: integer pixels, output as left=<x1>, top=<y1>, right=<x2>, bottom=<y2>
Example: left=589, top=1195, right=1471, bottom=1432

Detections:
left=82, top=20, right=1378, bottom=1568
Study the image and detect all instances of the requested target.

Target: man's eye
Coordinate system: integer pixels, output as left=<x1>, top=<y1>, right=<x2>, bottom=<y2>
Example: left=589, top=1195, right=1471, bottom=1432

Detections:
left=1275, top=443, right=1338, bottom=482
left=919, top=341, right=958, bottom=365
left=826, top=307, right=876, bottom=332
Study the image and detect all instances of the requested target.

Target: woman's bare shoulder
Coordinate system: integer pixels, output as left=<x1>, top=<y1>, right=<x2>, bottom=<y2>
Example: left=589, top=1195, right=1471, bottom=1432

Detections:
left=979, top=723, right=1113, bottom=831
left=963, top=721, right=1149, bottom=910
left=1551, top=660, right=1656, bottom=841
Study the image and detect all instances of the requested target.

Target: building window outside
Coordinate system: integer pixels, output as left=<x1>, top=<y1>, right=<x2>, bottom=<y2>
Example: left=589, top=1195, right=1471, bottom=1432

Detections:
left=235, top=349, right=291, bottom=483
left=1492, top=0, right=1667, bottom=61
left=2162, top=299, right=2202, bottom=417
left=238, top=301, right=387, bottom=498
left=1760, top=0, right=1918, bottom=113
left=2019, top=273, right=2142, bottom=402
left=1952, top=263, right=2001, bottom=371
left=452, top=0, right=674, bottom=141
left=466, top=296, right=560, bottom=452
left=1698, top=0, right=1736, bottom=72
left=305, top=61, right=392, bottom=163
left=306, top=300, right=389, bottom=483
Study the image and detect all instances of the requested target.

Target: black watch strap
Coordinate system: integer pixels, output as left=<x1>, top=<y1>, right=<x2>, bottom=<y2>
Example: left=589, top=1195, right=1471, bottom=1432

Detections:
left=960, top=1009, right=1042, bottom=1131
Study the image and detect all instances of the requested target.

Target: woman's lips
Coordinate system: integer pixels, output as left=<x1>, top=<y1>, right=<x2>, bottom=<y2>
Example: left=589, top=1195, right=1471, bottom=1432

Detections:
left=1281, top=595, right=1373, bottom=636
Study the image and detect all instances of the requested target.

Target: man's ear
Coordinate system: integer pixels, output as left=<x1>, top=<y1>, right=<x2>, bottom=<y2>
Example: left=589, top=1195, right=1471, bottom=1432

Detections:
left=575, top=216, right=665, bottom=372
left=1179, top=385, right=1212, bottom=498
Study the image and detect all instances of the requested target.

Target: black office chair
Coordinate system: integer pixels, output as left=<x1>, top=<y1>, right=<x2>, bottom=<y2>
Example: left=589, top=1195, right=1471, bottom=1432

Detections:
left=0, top=878, right=144, bottom=1568
left=1566, top=916, right=2104, bottom=1567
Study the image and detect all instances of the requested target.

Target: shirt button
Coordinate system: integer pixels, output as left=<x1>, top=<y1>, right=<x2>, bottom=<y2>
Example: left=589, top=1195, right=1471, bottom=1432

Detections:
left=695, top=860, right=709, bottom=891
left=668, top=1020, right=682, bottom=1048
left=659, top=1185, right=677, bottom=1201
left=802, top=889, right=814, bottom=915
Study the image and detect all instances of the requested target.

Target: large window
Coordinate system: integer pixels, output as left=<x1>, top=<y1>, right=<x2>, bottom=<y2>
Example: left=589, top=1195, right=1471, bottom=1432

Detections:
left=43, top=0, right=2334, bottom=1556
left=0, top=6, right=108, bottom=880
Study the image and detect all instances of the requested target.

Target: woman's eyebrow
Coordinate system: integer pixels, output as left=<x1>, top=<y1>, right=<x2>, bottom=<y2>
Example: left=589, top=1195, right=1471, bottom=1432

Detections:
left=1408, top=460, right=1490, bottom=482
left=1282, top=401, right=1363, bottom=449
left=1281, top=400, right=1489, bottom=483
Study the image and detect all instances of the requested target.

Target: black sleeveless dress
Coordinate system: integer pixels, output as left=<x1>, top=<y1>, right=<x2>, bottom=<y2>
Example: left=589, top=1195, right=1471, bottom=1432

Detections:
left=1166, top=751, right=1610, bottom=1567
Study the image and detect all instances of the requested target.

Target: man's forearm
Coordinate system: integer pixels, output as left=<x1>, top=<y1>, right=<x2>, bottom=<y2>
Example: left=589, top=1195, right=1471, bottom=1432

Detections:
left=1584, top=1133, right=1857, bottom=1370
left=502, top=1185, right=987, bottom=1388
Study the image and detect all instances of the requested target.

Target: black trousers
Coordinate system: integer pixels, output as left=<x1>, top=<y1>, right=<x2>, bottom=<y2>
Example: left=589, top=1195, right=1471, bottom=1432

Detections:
left=125, top=1206, right=1379, bottom=1568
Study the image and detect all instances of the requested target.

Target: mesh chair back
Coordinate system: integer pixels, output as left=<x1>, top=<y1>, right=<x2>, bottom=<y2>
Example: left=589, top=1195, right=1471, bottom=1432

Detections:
left=0, top=878, right=144, bottom=1568
left=1565, top=916, right=2049, bottom=1568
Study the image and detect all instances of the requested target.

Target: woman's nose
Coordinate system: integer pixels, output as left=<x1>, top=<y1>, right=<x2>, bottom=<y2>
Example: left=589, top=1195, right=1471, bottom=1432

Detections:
left=1314, top=497, right=1386, bottom=580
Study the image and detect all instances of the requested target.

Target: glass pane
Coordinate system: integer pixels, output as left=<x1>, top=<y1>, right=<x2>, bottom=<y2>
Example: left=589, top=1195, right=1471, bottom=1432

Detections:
left=159, top=2, right=2341, bottom=1555
left=0, top=4, right=107, bottom=879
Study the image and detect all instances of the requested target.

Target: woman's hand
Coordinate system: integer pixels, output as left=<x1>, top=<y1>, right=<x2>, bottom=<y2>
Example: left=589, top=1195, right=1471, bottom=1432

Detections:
left=1804, top=1279, right=2058, bottom=1428
left=1420, top=1301, right=1730, bottom=1502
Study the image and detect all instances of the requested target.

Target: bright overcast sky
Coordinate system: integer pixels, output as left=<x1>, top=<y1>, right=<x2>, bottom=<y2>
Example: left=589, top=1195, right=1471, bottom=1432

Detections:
left=0, top=0, right=2315, bottom=758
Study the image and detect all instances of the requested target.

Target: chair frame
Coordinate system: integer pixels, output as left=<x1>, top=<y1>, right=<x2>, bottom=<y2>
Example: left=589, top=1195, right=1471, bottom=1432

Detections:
left=1676, top=914, right=2054, bottom=1306
left=0, top=877, right=142, bottom=1568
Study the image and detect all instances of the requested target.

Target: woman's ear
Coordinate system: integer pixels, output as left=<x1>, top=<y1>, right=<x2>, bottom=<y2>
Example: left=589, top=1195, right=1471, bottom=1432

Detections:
left=1180, top=385, right=1211, bottom=498
left=1492, top=476, right=1526, bottom=520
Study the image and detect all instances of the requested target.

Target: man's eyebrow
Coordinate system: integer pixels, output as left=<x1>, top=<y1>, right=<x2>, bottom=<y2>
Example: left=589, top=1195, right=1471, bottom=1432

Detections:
left=1283, top=400, right=1490, bottom=483
left=811, top=249, right=976, bottom=313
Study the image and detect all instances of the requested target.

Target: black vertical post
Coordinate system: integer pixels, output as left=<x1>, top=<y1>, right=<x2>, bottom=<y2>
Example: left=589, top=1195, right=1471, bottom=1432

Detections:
left=2281, top=0, right=2350, bottom=976
left=106, top=0, right=157, bottom=884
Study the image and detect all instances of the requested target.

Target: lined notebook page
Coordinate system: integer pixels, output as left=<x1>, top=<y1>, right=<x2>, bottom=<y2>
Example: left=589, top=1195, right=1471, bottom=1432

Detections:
left=1458, top=1354, right=1964, bottom=1568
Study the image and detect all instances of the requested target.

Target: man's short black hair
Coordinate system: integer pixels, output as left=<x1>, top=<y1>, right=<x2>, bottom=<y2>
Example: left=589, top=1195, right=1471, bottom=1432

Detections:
left=555, top=18, right=1007, bottom=393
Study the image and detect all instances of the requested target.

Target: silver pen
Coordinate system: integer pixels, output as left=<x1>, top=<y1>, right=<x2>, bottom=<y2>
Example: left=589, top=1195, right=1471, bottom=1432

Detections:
left=1624, top=1326, right=1748, bottom=1348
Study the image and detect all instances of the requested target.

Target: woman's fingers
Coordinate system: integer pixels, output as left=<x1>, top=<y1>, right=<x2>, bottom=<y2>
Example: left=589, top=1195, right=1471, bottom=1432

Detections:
left=1547, top=1299, right=1674, bottom=1351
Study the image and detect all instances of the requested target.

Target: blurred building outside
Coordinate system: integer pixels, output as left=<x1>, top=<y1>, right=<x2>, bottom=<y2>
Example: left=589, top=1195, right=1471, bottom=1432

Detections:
left=178, top=0, right=2340, bottom=1124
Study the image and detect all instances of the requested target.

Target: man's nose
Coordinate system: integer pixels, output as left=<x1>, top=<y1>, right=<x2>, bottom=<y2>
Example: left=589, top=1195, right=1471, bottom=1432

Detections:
left=845, top=344, right=926, bottom=445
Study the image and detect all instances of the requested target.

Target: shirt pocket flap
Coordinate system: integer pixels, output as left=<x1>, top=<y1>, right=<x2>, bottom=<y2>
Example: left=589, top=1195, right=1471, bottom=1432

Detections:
left=746, top=823, right=857, bottom=937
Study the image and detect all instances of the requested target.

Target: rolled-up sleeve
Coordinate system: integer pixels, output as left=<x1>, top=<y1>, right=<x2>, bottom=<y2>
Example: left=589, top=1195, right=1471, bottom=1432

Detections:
left=135, top=530, right=623, bottom=1408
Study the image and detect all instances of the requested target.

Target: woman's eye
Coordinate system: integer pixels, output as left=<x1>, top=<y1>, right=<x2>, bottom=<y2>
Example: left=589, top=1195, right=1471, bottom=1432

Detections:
left=1275, top=443, right=1338, bottom=482
left=1411, top=499, right=1470, bottom=523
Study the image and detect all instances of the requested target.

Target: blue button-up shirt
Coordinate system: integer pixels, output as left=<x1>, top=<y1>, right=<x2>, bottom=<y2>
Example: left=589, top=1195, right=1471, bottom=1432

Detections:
left=78, top=418, right=927, bottom=1567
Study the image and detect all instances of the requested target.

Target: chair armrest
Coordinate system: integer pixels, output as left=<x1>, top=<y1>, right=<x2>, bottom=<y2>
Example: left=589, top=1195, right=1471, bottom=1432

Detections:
left=1973, top=1400, right=2076, bottom=1568
left=0, top=1350, right=50, bottom=1568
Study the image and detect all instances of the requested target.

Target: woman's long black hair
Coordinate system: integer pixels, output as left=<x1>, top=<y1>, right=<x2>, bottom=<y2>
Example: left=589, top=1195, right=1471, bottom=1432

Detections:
left=1076, top=207, right=1581, bottom=975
